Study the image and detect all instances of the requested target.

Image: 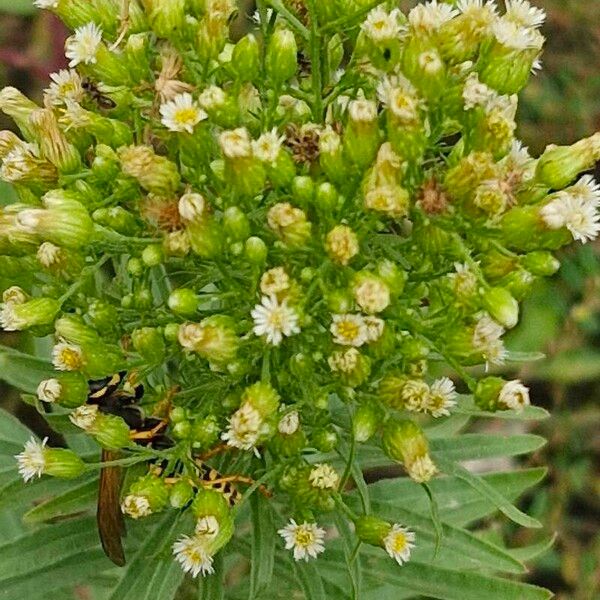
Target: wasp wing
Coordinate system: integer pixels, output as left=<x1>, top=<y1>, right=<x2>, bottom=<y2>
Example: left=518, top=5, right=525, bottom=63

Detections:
left=97, top=449, right=126, bottom=566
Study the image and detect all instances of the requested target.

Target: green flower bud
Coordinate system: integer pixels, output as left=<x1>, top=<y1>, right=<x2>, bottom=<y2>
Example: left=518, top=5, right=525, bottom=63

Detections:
left=354, top=515, right=392, bottom=547
left=445, top=151, right=498, bottom=200
left=36, top=372, right=88, bottom=408
left=192, top=487, right=231, bottom=524
left=132, top=327, right=166, bottom=364
left=191, top=415, right=221, bottom=450
left=382, top=418, right=437, bottom=483
left=327, top=34, right=344, bottom=75
left=521, top=251, right=558, bottom=277
left=319, top=126, right=347, bottom=185
left=170, top=406, right=187, bottom=423
left=172, top=420, right=191, bottom=439
left=127, top=257, right=144, bottom=277
left=118, top=145, right=180, bottom=196
left=55, top=314, right=99, bottom=346
left=223, top=207, right=250, bottom=241
left=344, top=96, right=380, bottom=169
left=499, top=269, right=535, bottom=301
left=311, top=427, right=339, bottom=453
left=232, top=34, right=260, bottom=82
left=0, top=87, right=39, bottom=138
left=0, top=297, right=59, bottom=331
left=266, top=29, right=298, bottom=85
left=482, top=287, right=519, bottom=329
left=43, top=447, right=86, bottom=479
left=315, top=182, right=339, bottom=214
left=267, top=202, right=312, bottom=247
left=292, top=176, right=315, bottom=207
left=170, top=479, right=195, bottom=508
left=244, top=236, right=268, bottom=264
left=353, top=402, right=381, bottom=443
left=168, top=288, right=199, bottom=317
left=141, top=244, right=163, bottom=267
left=127, top=473, right=170, bottom=513
left=93, top=206, right=139, bottom=236
left=242, top=381, right=280, bottom=418
left=163, top=322, right=180, bottom=343
left=376, top=259, right=406, bottom=296
left=328, top=348, right=371, bottom=387
left=474, top=376, right=505, bottom=411
left=93, top=413, right=132, bottom=450
left=535, top=133, right=600, bottom=190
left=179, top=316, right=239, bottom=365
left=187, top=217, right=224, bottom=259
left=91, top=144, right=121, bottom=182
left=402, top=37, right=446, bottom=100
left=143, top=0, right=186, bottom=39
left=219, top=128, right=266, bottom=197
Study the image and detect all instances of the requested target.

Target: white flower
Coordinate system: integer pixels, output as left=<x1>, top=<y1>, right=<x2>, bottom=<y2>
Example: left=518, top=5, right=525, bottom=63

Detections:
left=491, top=18, right=542, bottom=50
left=221, top=403, right=262, bottom=451
left=378, top=76, right=420, bottom=122
left=353, top=277, right=390, bottom=314
left=401, top=379, right=431, bottom=413
left=328, top=348, right=360, bottom=373
left=44, top=69, right=84, bottom=106
left=34, top=0, right=58, bottom=6
left=251, top=295, right=300, bottom=346
left=309, top=463, right=339, bottom=490
left=178, top=322, right=203, bottom=350
left=121, top=494, right=152, bottom=519
left=278, top=520, right=326, bottom=562
left=383, top=524, right=416, bottom=565
left=505, top=0, right=545, bottom=29
left=195, top=515, right=220, bottom=539
left=448, top=262, right=478, bottom=298
left=198, top=85, right=226, bottom=111
left=319, top=126, right=341, bottom=154
left=219, top=128, right=252, bottom=158
left=69, top=404, right=99, bottom=431
left=37, top=378, right=62, bottom=403
left=407, top=455, right=438, bottom=483
left=278, top=411, right=300, bottom=435
left=331, top=314, right=368, bottom=347
left=348, top=97, right=378, bottom=123
left=37, top=242, right=62, bottom=267
left=160, top=93, right=207, bottom=134
left=473, top=313, right=507, bottom=365
left=408, top=1, right=458, bottom=33
left=540, top=194, right=600, bottom=243
left=503, top=140, right=535, bottom=181
left=362, top=7, right=405, bottom=42
left=462, top=72, right=497, bottom=110
left=457, top=0, right=498, bottom=16
left=498, top=379, right=530, bottom=411
left=2, top=285, right=27, bottom=305
left=428, top=377, right=457, bottom=417
left=52, top=341, right=84, bottom=371
left=0, top=303, right=25, bottom=331
left=173, top=535, right=214, bottom=577
left=15, top=436, right=47, bottom=482
left=567, top=175, right=600, bottom=207
left=260, top=267, right=290, bottom=296
left=252, top=129, right=285, bottom=163
left=418, top=50, right=444, bottom=75
left=363, top=316, right=385, bottom=342
left=65, top=22, right=103, bottom=67
left=178, top=192, right=206, bottom=221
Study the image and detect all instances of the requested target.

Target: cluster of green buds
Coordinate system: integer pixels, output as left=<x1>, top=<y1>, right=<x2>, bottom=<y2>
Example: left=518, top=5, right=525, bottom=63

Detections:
left=4, top=0, right=599, bottom=576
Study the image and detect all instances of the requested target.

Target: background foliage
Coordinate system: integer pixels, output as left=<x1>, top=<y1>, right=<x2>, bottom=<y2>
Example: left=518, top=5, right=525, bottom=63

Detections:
left=0, top=1, right=598, bottom=599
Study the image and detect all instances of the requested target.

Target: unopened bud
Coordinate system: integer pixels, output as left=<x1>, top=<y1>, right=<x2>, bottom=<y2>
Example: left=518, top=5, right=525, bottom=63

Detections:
left=266, top=29, right=298, bottom=85
left=482, top=286, right=519, bottom=329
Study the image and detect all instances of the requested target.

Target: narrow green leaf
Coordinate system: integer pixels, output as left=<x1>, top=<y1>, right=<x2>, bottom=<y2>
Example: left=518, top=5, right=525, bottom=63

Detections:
left=0, top=0, right=35, bottom=15
left=293, top=559, right=326, bottom=600
left=456, top=397, right=550, bottom=421
left=430, top=434, right=546, bottom=461
left=434, top=457, right=542, bottom=529
left=0, top=407, right=32, bottom=445
left=507, top=535, right=556, bottom=562
left=198, top=551, right=225, bottom=600
left=0, top=346, right=54, bottom=395
left=249, top=494, right=275, bottom=598
left=22, top=476, right=98, bottom=524
left=425, top=413, right=471, bottom=439
left=334, top=514, right=361, bottom=598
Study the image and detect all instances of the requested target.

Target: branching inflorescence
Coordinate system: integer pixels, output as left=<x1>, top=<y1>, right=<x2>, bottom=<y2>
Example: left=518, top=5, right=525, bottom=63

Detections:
left=3, top=0, right=599, bottom=579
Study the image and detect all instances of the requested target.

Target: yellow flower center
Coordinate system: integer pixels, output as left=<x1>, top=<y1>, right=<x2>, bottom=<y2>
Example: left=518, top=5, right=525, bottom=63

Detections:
left=391, top=531, right=407, bottom=553
left=175, top=107, right=199, bottom=125
left=60, top=348, right=83, bottom=370
left=337, top=321, right=360, bottom=341
left=294, top=528, right=315, bottom=548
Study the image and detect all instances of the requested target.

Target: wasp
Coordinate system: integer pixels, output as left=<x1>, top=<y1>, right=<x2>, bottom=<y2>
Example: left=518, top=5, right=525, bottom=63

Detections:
left=81, top=77, right=117, bottom=110
left=88, top=372, right=171, bottom=566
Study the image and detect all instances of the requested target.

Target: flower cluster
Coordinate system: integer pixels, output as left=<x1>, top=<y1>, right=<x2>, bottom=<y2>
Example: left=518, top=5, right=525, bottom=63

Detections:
left=3, top=0, right=598, bottom=577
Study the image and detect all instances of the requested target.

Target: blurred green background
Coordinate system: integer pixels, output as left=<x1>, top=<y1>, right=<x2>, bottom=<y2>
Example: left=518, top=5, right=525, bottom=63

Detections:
left=0, top=1, right=598, bottom=598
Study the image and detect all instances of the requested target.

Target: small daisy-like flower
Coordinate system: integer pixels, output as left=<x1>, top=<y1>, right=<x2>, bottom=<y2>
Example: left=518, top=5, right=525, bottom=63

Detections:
left=309, top=463, right=339, bottom=490
left=160, top=93, right=207, bottom=134
left=401, top=379, right=431, bottom=413
left=428, top=377, right=458, bottom=417
left=567, top=175, right=600, bottom=206
left=2, top=285, right=27, bottom=305
left=448, top=262, right=478, bottom=298
left=364, top=186, right=408, bottom=217
left=195, top=515, right=220, bottom=539
left=69, top=404, right=99, bottom=431
left=0, top=303, right=25, bottom=331
left=354, top=277, right=391, bottom=314
left=383, top=524, right=416, bottom=565
left=326, top=225, right=359, bottom=266
left=498, top=379, right=530, bottom=411
left=328, top=348, right=360, bottom=373
left=178, top=192, right=207, bottom=221
left=278, top=410, right=300, bottom=435
left=540, top=194, right=600, bottom=243
left=252, top=129, right=285, bottom=163
left=15, top=436, right=47, bottom=482
left=504, top=0, right=545, bottom=29
left=251, top=295, right=300, bottom=346
left=44, top=69, right=84, bottom=106
left=363, top=316, right=385, bottom=342
left=331, top=314, right=368, bottom=347
left=173, top=535, right=215, bottom=577
left=473, top=314, right=507, bottom=365
left=52, top=341, right=84, bottom=371
left=462, top=72, right=497, bottom=110
left=408, top=1, right=458, bottom=33
left=219, top=128, right=252, bottom=159
left=121, top=494, right=152, bottom=519
left=362, top=7, right=405, bottom=42
left=278, top=520, right=326, bottom=562
left=65, top=22, right=103, bottom=68
left=198, top=85, right=226, bottom=111
left=260, top=267, right=290, bottom=296
left=178, top=322, right=204, bottom=351
left=348, top=97, right=378, bottom=123
left=37, top=242, right=62, bottom=267
left=37, top=378, right=62, bottom=403
left=491, top=18, right=542, bottom=50
left=406, top=454, right=438, bottom=483
left=221, top=403, right=262, bottom=451
left=384, top=87, right=421, bottom=123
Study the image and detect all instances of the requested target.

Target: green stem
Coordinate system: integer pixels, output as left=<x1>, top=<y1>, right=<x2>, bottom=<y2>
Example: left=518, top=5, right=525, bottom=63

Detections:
left=267, top=0, right=310, bottom=39
left=58, top=254, right=111, bottom=305
left=334, top=494, right=359, bottom=521
left=306, top=0, right=323, bottom=121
